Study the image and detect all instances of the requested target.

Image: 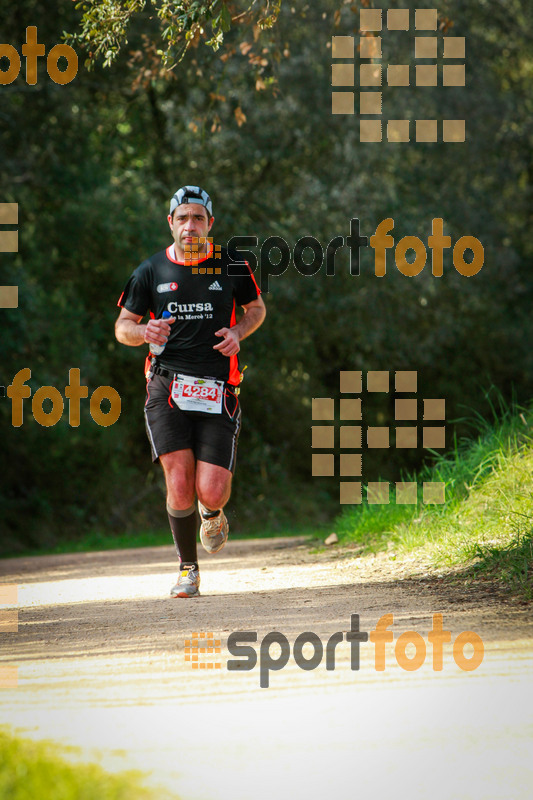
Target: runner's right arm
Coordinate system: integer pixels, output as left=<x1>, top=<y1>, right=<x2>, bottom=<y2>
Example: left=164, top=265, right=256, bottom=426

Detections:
left=115, top=308, right=175, bottom=348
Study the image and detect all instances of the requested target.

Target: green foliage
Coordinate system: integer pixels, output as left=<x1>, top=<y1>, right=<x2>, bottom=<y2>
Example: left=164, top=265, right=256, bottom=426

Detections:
left=0, top=730, right=175, bottom=800
left=1, top=0, right=532, bottom=553
left=72, top=0, right=145, bottom=67
left=469, top=531, right=533, bottom=601
left=68, top=0, right=282, bottom=70
left=336, top=400, right=533, bottom=599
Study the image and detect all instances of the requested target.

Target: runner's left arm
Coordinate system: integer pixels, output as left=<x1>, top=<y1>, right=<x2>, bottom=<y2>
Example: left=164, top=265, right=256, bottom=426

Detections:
left=213, top=297, right=266, bottom=357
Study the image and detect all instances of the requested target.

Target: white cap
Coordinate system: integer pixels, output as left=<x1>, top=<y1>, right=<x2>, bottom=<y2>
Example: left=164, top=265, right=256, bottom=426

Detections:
left=169, top=185, right=213, bottom=217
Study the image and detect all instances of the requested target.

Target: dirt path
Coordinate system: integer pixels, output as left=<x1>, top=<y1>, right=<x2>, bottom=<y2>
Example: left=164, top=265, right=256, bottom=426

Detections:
left=1, top=538, right=533, bottom=800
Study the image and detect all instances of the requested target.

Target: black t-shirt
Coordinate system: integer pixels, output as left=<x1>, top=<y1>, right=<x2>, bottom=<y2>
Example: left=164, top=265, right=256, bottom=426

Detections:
left=118, top=243, right=260, bottom=385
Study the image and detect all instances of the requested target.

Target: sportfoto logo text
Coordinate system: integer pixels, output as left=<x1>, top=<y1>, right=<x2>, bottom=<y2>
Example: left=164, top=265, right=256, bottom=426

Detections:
left=185, top=613, right=484, bottom=688
left=215, top=217, right=483, bottom=292
left=0, top=27, right=78, bottom=85
left=5, top=368, right=121, bottom=427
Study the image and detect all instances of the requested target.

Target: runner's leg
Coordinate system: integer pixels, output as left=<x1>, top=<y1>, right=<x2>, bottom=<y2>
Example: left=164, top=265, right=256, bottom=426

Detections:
left=196, top=460, right=233, bottom=511
left=160, top=449, right=198, bottom=564
left=195, top=461, right=232, bottom=554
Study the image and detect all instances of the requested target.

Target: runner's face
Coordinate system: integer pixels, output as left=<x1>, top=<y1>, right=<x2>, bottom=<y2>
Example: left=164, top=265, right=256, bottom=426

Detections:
left=168, top=203, right=214, bottom=259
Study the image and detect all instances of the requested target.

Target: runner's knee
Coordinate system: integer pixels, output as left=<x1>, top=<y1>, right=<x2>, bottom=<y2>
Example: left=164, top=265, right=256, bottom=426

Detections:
left=161, top=454, right=196, bottom=507
left=197, top=480, right=231, bottom=511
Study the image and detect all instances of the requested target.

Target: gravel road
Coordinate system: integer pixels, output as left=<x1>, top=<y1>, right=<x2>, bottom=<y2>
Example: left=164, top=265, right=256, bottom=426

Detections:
left=1, top=537, right=532, bottom=800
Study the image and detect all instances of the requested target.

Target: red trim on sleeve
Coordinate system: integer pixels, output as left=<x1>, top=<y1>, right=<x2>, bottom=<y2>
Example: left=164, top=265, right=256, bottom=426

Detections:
left=144, top=313, right=156, bottom=376
left=244, top=260, right=261, bottom=296
left=228, top=300, right=241, bottom=386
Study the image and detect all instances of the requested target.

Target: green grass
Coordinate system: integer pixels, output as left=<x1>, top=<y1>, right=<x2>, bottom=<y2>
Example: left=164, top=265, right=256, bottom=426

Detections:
left=5, top=394, right=532, bottom=603
left=335, top=397, right=533, bottom=599
left=0, top=730, right=178, bottom=800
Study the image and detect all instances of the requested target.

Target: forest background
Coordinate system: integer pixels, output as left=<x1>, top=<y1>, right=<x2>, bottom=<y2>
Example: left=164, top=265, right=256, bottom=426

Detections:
left=1, top=0, right=532, bottom=553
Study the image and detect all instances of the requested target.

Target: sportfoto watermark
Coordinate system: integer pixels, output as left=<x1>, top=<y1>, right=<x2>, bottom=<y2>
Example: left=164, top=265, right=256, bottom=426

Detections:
left=0, top=202, right=18, bottom=308
left=331, top=7, right=466, bottom=143
left=5, top=368, right=121, bottom=427
left=181, top=217, right=483, bottom=293
left=0, top=27, right=78, bottom=85
left=312, top=369, right=446, bottom=505
left=186, top=613, right=484, bottom=688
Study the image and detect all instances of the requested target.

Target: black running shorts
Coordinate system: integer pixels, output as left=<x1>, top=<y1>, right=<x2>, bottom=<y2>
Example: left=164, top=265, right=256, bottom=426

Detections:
left=144, top=373, right=242, bottom=472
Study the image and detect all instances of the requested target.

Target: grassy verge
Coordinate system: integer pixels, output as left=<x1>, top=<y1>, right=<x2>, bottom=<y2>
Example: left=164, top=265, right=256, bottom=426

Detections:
left=335, top=399, right=533, bottom=600
left=1, top=476, right=334, bottom=558
left=0, top=729, right=178, bottom=800
left=10, top=520, right=327, bottom=558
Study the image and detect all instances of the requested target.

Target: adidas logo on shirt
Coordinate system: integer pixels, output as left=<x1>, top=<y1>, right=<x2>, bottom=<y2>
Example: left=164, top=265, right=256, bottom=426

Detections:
left=208, top=280, right=223, bottom=291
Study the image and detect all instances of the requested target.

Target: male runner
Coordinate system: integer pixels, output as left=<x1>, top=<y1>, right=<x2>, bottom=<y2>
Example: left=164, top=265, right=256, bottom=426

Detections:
left=115, top=185, right=265, bottom=598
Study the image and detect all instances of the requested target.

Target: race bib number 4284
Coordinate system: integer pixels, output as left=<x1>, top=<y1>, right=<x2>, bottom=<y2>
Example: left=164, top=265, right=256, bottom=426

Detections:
left=171, top=375, right=224, bottom=414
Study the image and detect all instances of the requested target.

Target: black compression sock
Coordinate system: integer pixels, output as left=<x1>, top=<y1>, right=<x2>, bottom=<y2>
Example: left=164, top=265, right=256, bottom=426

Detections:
left=167, top=504, right=198, bottom=564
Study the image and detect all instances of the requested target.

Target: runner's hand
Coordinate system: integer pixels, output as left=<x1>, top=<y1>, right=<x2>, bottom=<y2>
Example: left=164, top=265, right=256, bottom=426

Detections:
left=213, top=327, right=240, bottom=356
left=144, top=317, right=175, bottom=346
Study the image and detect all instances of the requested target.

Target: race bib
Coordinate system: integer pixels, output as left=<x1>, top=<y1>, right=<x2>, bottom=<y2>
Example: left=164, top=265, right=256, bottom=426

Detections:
left=171, top=374, right=224, bottom=414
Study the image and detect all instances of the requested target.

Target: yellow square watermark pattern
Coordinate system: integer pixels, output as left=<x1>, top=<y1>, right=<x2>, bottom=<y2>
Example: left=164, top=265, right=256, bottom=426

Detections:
left=184, top=237, right=222, bottom=272
left=311, top=371, right=446, bottom=505
left=185, top=632, right=222, bottom=669
left=0, top=202, right=19, bottom=307
left=331, top=8, right=466, bottom=143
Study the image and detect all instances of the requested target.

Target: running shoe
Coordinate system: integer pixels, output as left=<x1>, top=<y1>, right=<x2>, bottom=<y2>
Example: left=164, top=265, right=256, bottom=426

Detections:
left=170, top=564, right=200, bottom=598
left=198, top=502, right=229, bottom=554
